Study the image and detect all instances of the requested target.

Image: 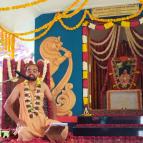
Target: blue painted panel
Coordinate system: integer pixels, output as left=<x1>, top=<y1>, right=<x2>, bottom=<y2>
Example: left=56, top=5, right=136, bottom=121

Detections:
left=35, top=11, right=84, bottom=115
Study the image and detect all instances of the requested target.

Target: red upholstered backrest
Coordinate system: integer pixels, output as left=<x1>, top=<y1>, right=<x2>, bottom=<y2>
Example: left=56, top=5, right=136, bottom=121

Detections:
left=1, top=59, right=50, bottom=129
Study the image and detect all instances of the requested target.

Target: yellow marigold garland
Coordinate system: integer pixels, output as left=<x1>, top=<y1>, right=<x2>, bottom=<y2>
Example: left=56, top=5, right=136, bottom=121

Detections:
left=59, top=10, right=87, bottom=30
left=0, top=0, right=85, bottom=41
left=13, top=0, right=83, bottom=36
left=14, top=13, right=60, bottom=41
left=0, top=0, right=47, bottom=11
left=0, top=0, right=84, bottom=37
left=62, top=0, right=88, bottom=18
left=63, top=0, right=82, bottom=15
left=0, top=0, right=143, bottom=41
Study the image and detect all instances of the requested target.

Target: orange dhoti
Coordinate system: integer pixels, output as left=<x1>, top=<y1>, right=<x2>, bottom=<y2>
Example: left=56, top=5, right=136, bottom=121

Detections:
left=16, top=83, right=68, bottom=142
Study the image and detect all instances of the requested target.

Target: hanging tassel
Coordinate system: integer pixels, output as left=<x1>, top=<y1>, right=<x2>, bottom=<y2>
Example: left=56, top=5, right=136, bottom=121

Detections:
left=10, top=35, right=15, bottom=59
left=82, top=21, right=89, bottom=26
left=121, top=21, right=130, bottom=28
left=104, top=22, right=114, bottom=29
left=83, top=97, right=88, bottom=105
left=1, top=31, right=4, bottom=51
left=1, top=31, right=6, bottom=50
left=7, top=33, right=11, bottom=52
left=4, top=31, right=7, bottom=51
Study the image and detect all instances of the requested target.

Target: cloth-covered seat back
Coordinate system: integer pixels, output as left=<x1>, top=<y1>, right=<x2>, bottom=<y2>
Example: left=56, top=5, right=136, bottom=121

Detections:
left=1, top=59, right=50, bottom=129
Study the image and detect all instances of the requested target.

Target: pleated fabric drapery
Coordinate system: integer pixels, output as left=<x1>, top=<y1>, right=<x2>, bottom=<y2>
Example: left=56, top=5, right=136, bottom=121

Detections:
left=88, top=23, right=143, bottom=109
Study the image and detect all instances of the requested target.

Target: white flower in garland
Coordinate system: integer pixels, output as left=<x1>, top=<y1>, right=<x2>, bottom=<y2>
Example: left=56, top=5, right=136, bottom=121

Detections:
left=17, top=60, right=21, bottom=72
left=7, top=59, right=21, bottom=82
left=39, top=59, right=49, bottom=82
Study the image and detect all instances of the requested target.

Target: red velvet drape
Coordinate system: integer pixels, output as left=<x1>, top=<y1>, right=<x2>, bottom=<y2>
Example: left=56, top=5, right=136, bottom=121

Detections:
left=88, top=24, right=143, bottom=110
left=0, top=135, right=143, bottom=143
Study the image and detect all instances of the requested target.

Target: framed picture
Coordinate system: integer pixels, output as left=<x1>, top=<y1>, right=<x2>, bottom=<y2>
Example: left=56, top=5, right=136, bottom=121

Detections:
left=107, top=89, right=142, bottom=110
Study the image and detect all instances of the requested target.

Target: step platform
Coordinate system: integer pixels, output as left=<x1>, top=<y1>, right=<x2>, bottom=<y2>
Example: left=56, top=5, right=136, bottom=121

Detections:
left=73, top=115, right=143, bottom=136
left=77, top=116, right=141, bottom=124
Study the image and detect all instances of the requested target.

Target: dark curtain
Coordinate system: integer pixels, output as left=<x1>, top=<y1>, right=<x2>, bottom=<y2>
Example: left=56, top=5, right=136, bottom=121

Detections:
left=88, top=23, right=143, bottom=110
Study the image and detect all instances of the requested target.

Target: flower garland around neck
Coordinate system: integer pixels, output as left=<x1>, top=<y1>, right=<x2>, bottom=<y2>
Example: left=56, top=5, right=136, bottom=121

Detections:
left=7, top=59, right=21, bottom=82
left=24, top=78, right=41, bottom=118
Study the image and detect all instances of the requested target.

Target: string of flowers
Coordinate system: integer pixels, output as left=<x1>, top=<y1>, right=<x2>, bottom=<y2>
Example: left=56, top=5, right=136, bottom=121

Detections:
left=90, top=26, right=114, bottom=46
left=91, top=26, right=117, bottom=62
left=57, top=4, right=143, bottom=30
left=7, top=59, right=21, bottom=82
left=19, top=16, right=56, bottom=41
left=129, top=29, right=143, bottom=50
left=0, top=0, right=85, bottom=38
left=90, top=26, right=116, bottom=55
left=125, top=29, right=137, bottom=57
left=6, top=0, right=83, bottom=36
left=24, top=79, right=41, bottom=118
left=9, top=13, right=59, bottom=41
left=125, top=28, right=143, bottom=58
left=93, top=26, right=120, bottom=70
left=113, top=26, right=121, bottom=59
left=59, top=10, right=87, bottom=30
left=95, top=61, right=107, bottom=69
left=0, top=0, right=47, bottom=11
left=133, top=30, right=143, bottom=41
left=0, top=0, right=142, bottom=41
left=40, top=60, right=49, bottom=81
left=62, top=0, right=88, bottom=18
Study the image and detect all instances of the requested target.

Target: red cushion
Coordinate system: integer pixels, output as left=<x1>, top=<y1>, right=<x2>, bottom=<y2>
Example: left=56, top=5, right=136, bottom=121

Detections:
left=57, top=116, right=77, bottom=123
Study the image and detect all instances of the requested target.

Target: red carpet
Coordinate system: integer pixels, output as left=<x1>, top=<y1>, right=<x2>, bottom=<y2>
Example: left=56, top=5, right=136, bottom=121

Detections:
left=1, top=134, right=143, bottom=143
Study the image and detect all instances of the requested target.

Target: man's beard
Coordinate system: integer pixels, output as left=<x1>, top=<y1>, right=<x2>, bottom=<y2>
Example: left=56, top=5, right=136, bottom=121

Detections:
left=15, top=71, right=37, bottom=81
left=28, top=74, right=37, bottom=81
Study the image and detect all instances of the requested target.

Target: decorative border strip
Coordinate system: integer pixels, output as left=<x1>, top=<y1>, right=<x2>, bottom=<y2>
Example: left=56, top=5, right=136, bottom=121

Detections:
left=82, top=21, right=89, bottom=112
left=83, top=17, right=143, bottom=32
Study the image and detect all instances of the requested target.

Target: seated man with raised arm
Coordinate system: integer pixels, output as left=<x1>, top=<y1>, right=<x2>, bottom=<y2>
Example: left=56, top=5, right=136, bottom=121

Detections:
left=4, top=63, right=68, bottom=142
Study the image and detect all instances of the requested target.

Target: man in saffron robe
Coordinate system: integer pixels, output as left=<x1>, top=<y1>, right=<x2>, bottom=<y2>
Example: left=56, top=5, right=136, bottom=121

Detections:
left=4, top=63, right=68, bottom=142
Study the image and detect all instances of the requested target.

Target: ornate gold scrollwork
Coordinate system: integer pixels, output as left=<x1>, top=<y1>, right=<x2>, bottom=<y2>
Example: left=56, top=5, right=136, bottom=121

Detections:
left=40, top=36, right=76, bottom=116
